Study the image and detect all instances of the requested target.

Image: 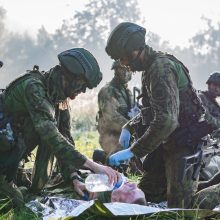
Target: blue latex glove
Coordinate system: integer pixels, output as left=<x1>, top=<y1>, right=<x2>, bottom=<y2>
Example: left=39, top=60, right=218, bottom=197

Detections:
left=119, top=128, right=131, bottom=149
left=108, top=149, right=134, bottom=166
left=82, top=190, right=89, bottom=201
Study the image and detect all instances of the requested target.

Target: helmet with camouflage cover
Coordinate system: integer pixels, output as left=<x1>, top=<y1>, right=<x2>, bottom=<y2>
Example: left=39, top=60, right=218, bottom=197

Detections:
left=206, top=72, right=220, bottom=85
left=105, top=22, right=146, bottom=60
left=58, top=48, right=102, bottom=89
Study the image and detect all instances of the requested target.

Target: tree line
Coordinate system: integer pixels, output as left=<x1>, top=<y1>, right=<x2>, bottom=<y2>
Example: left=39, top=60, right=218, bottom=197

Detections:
left=0, top=0, right=219, bottom=89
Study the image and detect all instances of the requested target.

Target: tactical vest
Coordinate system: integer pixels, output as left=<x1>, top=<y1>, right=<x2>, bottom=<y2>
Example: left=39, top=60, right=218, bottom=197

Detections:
left=5, top=66, right=45, bottom=96
left=0, top=66, right=45, bottom=152
left=141, top=53, right=205, bottom=128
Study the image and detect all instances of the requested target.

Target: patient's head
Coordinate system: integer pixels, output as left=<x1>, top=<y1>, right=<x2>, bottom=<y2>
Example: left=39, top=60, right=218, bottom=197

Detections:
left=111, top=181, right=146, bottom=205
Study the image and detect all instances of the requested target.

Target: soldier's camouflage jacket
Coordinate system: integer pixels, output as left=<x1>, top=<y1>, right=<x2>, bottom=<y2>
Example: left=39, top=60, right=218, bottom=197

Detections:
left=198, top=91, right=220, bottom=129
left=193, top=182, right=220, bottom=209
left=0, top=66, right=86, bottom=182
left=97, top=77, right=132, bottom=134
left=130, top=46, right=205, bottom=157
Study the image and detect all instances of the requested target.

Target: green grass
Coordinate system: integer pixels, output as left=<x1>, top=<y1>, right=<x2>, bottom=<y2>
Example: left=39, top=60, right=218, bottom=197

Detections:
left=74, top=130, right=100, bottom=159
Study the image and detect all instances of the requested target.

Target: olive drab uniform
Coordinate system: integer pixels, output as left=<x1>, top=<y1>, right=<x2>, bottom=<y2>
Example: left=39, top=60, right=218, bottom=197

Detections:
left=105, top=22, right=215, bottom=208
left=126, top=46, right=213, bottom=208
left=30, top=103, right=75, bottom=193
left=0, top=66, right=86, bottom=206
left=97, top=77, right=132, bottom=156
left=193, top=172, right=220, bottom=209
left=193, top=181, right=220, bottom=209
left=198, top=91, right=220, bottom=129
left=198, top=91, right=220, bottom=181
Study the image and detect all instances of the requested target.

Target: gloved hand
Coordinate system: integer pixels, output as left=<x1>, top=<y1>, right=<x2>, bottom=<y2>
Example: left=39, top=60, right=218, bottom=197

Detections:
left=108, top=149, right=134, bottom=166
left=119, top=128, right=131, bottom=149
left=128, top=106, right=140, bottom=118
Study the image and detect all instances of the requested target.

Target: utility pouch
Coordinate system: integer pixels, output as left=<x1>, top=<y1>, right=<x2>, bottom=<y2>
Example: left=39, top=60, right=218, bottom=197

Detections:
left=170, top=120, right=213, bottom=147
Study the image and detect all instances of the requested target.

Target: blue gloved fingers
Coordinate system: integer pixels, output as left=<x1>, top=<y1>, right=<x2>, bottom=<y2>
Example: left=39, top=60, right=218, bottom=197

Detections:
left=119, top=128, right=131, bottom=149
left=108, top=156, right=121, bottom=166
left=82, top=190, right=89, bottom=201
left=108, top=149, right=134, bottom=166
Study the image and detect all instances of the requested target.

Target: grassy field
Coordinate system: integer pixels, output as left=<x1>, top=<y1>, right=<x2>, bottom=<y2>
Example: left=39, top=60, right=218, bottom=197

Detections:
left=74, top=130, right=100, bottom=159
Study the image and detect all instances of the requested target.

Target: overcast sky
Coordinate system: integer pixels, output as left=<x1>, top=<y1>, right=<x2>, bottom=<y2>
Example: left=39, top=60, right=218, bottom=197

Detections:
left=0, top=0, right=220, bottom=47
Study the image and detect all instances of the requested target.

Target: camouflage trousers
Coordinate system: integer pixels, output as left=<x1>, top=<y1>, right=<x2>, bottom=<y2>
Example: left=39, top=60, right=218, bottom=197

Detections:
left=192, top=183, right=220, bottom=209
left=99, top=131, right=122, bottom=157
left=139, top=141, right=198, bottom=208
left=0, top=175, right=24, bottom=208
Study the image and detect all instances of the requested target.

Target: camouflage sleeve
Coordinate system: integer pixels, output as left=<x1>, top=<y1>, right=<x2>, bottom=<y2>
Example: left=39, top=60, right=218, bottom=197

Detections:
left=131, top=59, right=179, bottom=157
left=58, top=108, right=74, bottom=145
left=192, top=183, right=220, bottom=209
left=23, top=79, right=86, bottom=179
left=198, top=92, right=220, bottom=129
left=56, top=107, right=77, bottom=181
left=98, top=87, right=128, bottom=132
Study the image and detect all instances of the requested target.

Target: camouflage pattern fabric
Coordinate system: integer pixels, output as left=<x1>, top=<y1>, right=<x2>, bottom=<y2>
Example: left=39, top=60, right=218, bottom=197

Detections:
left=192, top=183, right=220, bottom=209
left=198, top=91, right=220, bottom=180
left=0, top=175, right=24, bottom=208
left=198, top=91, right=220, bottom=129
left=0, top=66, right=87, bottom=205
left=138, top=145, right=167, bottom=203
left=97, top=77, right=132, bottom=155
left=129, top=45, right=205, bottom=208
left=200, top=155, right=220, bottom=181
left=139, top=140, right=198, bottom=208
left=31, top=107, right=76, bottom=193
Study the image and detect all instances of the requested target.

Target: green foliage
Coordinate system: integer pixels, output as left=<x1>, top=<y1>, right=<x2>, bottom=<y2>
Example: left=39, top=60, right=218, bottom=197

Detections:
left=70, top=92, right=99, bottom=156
left=0, top=206, right=39, bottom=220
left=74, top=131, right=100, bottom=159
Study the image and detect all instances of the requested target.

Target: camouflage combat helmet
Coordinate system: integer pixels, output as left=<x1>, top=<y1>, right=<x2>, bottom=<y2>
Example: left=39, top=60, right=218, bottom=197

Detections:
left=105, top=22, right=146, bottom=60
left=58, top=48, right=102, bottom=89
left=206, top=72, right=220, bottom=85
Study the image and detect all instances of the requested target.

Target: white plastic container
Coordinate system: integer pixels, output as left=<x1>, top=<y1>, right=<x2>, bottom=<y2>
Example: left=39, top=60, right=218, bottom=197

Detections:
left=85, top=173, right=126, bottom=192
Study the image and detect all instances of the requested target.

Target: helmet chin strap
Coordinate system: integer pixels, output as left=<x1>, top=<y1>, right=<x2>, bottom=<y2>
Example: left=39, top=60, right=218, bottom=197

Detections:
left=128, top=47, right=144, bottom=71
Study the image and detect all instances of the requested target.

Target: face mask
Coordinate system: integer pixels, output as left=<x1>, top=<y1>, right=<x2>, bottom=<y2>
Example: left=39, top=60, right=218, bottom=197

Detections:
left=116, top=68, right=132, bottom=84
left=128, top=48, right=144, bottom=71
left=208, top=84, right=220, bottom=98
left=129, top=59, right=143, bottom=71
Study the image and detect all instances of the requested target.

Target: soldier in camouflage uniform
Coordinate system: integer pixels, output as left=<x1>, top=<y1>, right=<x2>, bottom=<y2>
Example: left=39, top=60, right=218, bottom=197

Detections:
left=105, top=22, right=214, bottom=208
left=97, top=61, right=132, bottom=156
left=0, top=48, right=119, bottom=208
left=198, top=72, right=220, bottom=130
left=198, top=72, right=220, bottom=181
